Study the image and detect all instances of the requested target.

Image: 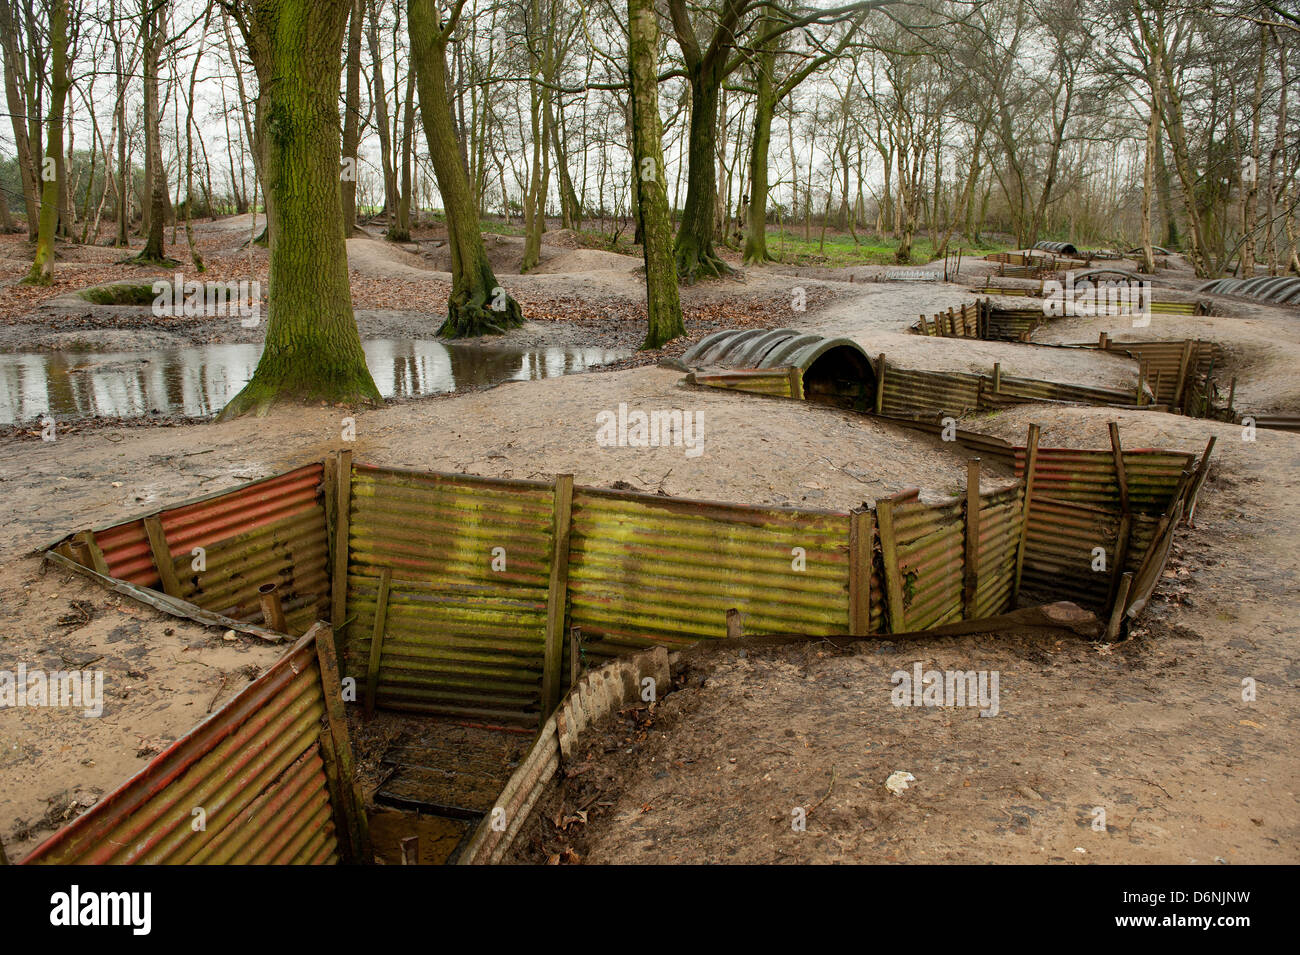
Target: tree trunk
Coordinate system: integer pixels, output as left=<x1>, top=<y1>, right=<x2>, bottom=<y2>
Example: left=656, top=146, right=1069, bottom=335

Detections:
left=628, top=0, right=683, bottom=349
left=218, top=0, right=382, bottom=418
left=138, top=0, right=168, bottom=263
left=1139, top=94, right=1158, bottom=275
left=674, top=75, right=730, bottom=281
left=341, top=0, right=362, bottom=236
left=367, top=0, right=398, bottom=220
left=0, top=0, right=39, bottom=233
left=1240, top=25, right=1267, bottom=278
left=742, top=39, right=777, bottom=265
left=25, top=0, right=69, bottom=284
left=393, top=66, right=414, bottom=241
left=408, top=0, right=522, bottom=337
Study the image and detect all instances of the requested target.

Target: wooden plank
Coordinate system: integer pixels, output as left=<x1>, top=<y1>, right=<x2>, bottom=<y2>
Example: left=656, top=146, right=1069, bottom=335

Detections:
left=1108, top=422, right=1131, bottom=514
left=1106, top=573, right=1134, bottom=641
left=725, top=608, right=744, bottom=639
left=848, top=507, right=873, bottom=634
left=1173, top=339, right=1193, bottom=410
left=316, top=720, right=353, bottom=864
left=875, top=498, right=906, bottom=633
left=963, top=458, right=981, bottom=619
left=874, top=354, right=886, bottom=415
left=364, top=566, right=392, bottom=715
left=787, top=365, right=804, bottom=400
left=541, top=474, right=575, bottom=715
left=312, top=623, right=370, bottom=864
left=1183, top=436, right=1217, bottom=527
left=73, top=530, right=110, bottom=576
left=142, top=515, right=183, bottom=598
left=1011, top=424, right=1041, bottom=605
left=331, top=450, right=353, bottom=637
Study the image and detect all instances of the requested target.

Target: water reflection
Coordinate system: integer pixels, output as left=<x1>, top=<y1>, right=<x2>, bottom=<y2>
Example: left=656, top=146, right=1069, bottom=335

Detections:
left=0, top=340, right=628, bottom=424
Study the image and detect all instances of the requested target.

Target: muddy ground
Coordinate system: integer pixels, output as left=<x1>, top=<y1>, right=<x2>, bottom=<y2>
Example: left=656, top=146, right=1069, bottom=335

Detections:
left=0, top=216, right=1295, bottom=864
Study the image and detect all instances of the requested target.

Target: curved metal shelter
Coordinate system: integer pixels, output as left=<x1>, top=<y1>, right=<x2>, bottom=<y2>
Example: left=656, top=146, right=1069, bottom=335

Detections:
left=1197, top=276, right=1300, bottom=305
left=1034, top=240, right=1080, bottom=256
left=679, top=329, right=877, bottom=410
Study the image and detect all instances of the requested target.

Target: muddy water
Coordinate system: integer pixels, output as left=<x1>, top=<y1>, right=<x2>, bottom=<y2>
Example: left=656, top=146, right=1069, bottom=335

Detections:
left=0, top=340, right=628, bottom=424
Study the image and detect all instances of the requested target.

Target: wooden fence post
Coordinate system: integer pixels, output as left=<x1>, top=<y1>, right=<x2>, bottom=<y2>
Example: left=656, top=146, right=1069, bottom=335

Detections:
left=541, top=474, right=575, bottom=715
left=1171, top=339, right=1193, bottom=411
left=1011, top=424, right=1041, bottom=605
left=143, top=515, right=183, bottom=597
left=876, top=499, right=906, bottom=633
left=726, top=608, right=744, bottom=639
left=874, top=354, right=886, bottom=415
left=963, top=458, right=981, bottom=619
left=72, top=530, right=110, bottom=576
left=848, top=507, right=873, bottom=634
left=1106, top=573, right=1134, bottom=641
left=313, top=622, right=370, bottom=864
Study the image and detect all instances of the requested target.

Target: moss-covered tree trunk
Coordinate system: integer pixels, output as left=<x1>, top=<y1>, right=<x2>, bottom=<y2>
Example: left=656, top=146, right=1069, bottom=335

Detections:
left=408, top=0, right=522, bottom=337
left=742, top=41, right=777, bottom=265
left=674, top=75, right=731, bottom=281
left=24, top=0, right=68, bottom=285
left=218, top=0, right=381, bottom=419
left=629, top=0, right=684, bottom=349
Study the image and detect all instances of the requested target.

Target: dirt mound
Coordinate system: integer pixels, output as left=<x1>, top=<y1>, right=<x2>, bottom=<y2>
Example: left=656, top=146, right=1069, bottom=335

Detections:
left=528, top=249, right=640, bottom=275
left=346, top=236, right=443, bottom=281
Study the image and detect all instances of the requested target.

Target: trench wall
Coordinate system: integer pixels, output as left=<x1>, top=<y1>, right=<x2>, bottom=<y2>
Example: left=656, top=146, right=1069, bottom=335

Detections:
left=22, top=624, right=366, bottom=865
left=50, top=463, right=330, bottom=637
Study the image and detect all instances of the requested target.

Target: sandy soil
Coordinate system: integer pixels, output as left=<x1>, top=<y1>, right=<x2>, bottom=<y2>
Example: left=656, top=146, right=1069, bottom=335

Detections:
left=507, top=409, right=1300, bottom=864
left=1, top=217, right=1295, bottom=865
left=0, top=563, right=284, bottom=859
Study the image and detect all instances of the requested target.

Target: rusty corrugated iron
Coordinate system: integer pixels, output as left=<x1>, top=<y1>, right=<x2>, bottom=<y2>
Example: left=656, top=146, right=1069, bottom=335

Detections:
left=1013, top=447, right=1193, bottom=514
left=974, top=486, right=1023, bottom=619
left=1086, top=339, right=1220, bottom=406
left=567, top=488, right=851, bottom=653
left=686, top=368, right=798, bottom=398
left=891, top=498, right=965, bottom=630
left=343, top=464, right=555, bottom=725
left=53, top=464, right=330, bottom=637
left=23, top=627, right=342, bottom=865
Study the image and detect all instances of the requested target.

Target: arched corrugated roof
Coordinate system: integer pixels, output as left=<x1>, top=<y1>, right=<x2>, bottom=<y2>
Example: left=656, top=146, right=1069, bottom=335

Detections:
left=679, top=328, right=874, bottom=373
left=1197, top=276, right=1300, bottom=304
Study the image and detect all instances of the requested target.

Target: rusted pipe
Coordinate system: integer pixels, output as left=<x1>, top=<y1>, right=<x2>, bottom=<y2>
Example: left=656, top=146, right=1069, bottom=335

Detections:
left=258, top=582, right=287, bottom=633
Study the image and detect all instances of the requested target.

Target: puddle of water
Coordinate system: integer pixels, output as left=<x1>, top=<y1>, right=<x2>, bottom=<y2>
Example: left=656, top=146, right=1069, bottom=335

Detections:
left=0, top=340, right=628, bottom=424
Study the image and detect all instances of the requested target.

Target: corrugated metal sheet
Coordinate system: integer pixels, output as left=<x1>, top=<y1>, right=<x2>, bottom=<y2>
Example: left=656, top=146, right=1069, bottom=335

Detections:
left=343, top=464, right=555, bottom=725
left=1020, top=495, right=1119, bottom=609
left=23, top=628, right=340, bottom=865
left=1013, top=447, right=1193, bottom=514
left=567, top=488, right=850, bottom=653
left=891, top=498, right=965, bottom=630
left=912, top=302, right=983, bottom=337
left=1034, top=240, right=1080, bottom=256
left=687, top=368, right=797, bottom=397
left=1198, top=275, right=1300, bottom=304
left=975, top=486, right=1023, bottom=619
left=679, top=329, right=870, bottom=374
left=879, top=366, right=988, bottom=417
left=55, top=465, right=330, bottom=636
left=1089, top=340, right=1220, bottom=406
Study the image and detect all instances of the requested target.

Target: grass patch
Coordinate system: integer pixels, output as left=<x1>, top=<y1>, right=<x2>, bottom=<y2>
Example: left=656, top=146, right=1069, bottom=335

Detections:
left=762, top=230, right=1010, bottom=267
left=78, top=282, right=159, bottom=306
